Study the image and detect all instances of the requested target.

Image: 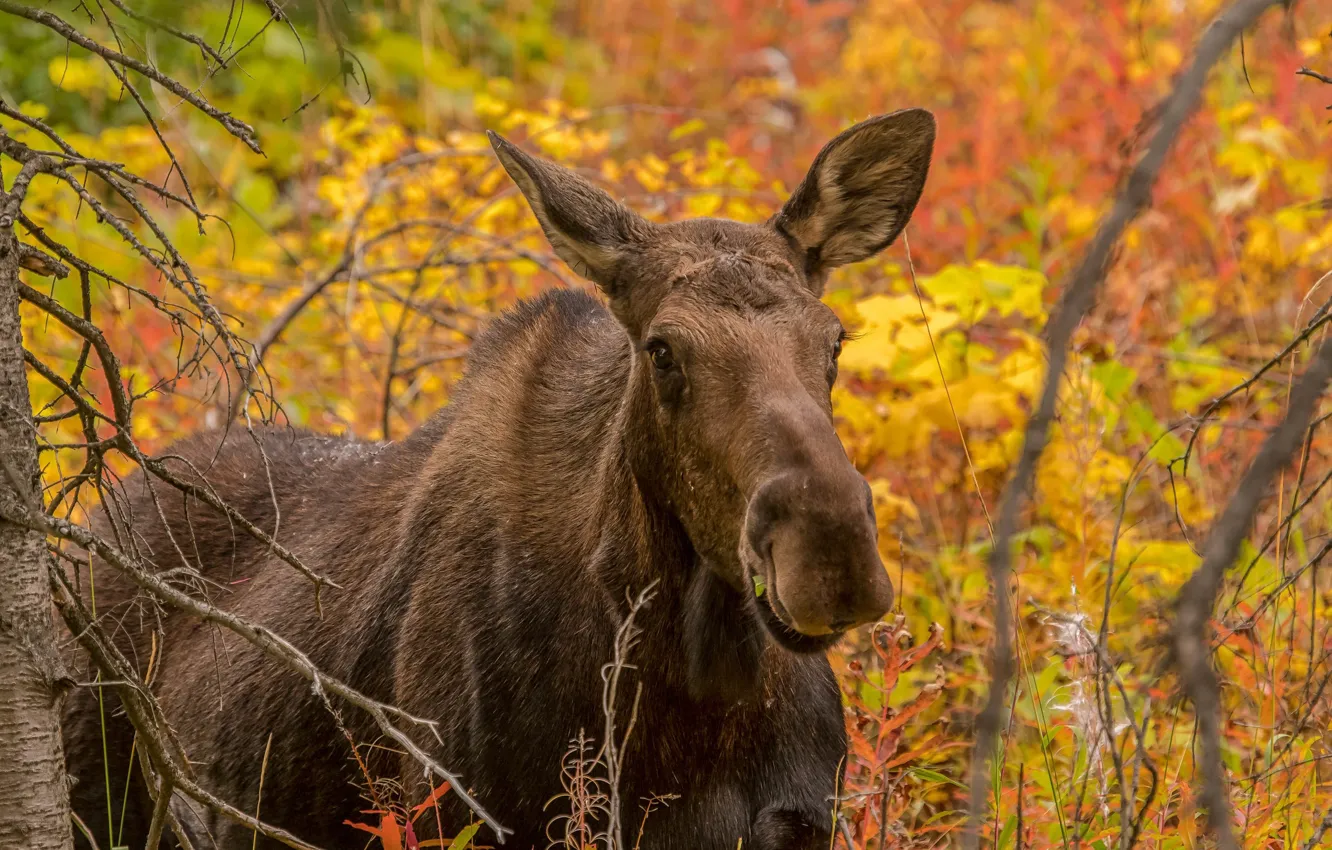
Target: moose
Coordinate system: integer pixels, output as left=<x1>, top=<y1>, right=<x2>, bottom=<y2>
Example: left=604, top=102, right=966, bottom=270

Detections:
left=64, top=108, right=935, bottom=849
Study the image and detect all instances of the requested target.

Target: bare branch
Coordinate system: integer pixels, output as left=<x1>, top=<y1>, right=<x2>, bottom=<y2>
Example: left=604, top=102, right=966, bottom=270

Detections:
left=1304, top=806, right=1332, bottom=850
left=0, top=0, right=261, bottom=153
left=9, top=501, right=510, bottom=840
left=102, top=0, right=229, bottom=68
left=143, top=777, right=173, bottom=850
left=0, top=97, right=205, bottom=218
left=963, top=1, right=1290, bottom=846
left=46, top=560, right=326, bottom=850
left=2, top=129, right=256, bottom=396
left=20, top=285, right=321, bottom=579
left=1171, top=337, right=1332, bottom=850
left=598, top=583, right=657, bottom=850
left=1182, top=292, right=1332, bottom=475
left=1296, top=66, right=1332, bottom=85
left=17, top=243, right=68, bottom=279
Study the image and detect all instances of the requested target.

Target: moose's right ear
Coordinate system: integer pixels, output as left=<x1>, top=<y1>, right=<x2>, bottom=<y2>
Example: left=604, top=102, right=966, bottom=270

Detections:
left=488, top=131, right=651, bottom=296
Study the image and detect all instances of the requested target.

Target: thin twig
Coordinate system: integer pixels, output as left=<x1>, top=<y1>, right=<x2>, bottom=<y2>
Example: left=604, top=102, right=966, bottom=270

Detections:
left=102, top=0, right=228, bottom=67
left=143, top=777, right=173, bottom=850
left=598, top=582, right=658, bottom=850
left=1296, top=67, right=1332, bottom=85
left=1303, top=806, right=1332, bottom=850
left=46, top=560, right=320, bottom=850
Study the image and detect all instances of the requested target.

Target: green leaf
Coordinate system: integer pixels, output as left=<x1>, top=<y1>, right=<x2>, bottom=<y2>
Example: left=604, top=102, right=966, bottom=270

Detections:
left=909, top=767, right=967, bottom=790
left=447, top=822, right=482, bottom=850
left=1091, top=360, right=1137, bottom=402
left=1124, top=401, right=1187, bottom=466
left=997, top=814, right=1018, bottom=850
left=751, top=574, right=766, bottom=598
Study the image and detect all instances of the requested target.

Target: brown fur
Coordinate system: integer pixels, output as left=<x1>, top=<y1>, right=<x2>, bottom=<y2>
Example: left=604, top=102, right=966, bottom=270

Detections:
left=63, top=110, right=934, bottom=849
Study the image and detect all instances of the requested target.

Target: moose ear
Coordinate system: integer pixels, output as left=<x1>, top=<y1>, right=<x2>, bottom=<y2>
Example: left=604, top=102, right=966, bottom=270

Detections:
left=488, top=131, right=650, bottom=294
left=773, top=109, right=935, bottom=283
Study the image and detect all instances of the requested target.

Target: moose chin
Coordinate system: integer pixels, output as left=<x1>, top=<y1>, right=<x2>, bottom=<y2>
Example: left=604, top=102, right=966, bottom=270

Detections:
left=64, top=108, right=934, bottom=850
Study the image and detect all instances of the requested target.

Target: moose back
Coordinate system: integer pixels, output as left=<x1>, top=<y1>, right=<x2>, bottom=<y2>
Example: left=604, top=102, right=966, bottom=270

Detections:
left=64, top=109, right=934, bottom=849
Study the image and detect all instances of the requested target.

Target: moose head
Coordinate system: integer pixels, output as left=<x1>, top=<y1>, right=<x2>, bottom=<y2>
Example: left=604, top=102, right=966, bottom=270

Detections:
left=490, top=110, right=934, bottom=680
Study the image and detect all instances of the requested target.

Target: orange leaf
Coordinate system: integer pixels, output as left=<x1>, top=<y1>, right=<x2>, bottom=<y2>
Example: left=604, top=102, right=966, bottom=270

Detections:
left=881, top=678, right=943, bottom=734
left=344, top=820, right=384, bottom=839
left=848, top=726, right=876, bottom=763
left=898, top=623, right=944, bottom=670
left=879, top=736, right=968, bottom=771
left=411, top=781, right=453, bottom=822
left=380, top=813, right=404, bottom=850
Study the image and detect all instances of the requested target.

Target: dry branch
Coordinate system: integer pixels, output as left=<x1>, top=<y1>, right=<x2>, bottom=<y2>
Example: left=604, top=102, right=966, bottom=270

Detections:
left=1183, top=292, right=1332, bottom=475
left=963, top=1, right=1291, bottom=846
left=0, top=128, right=257, bottom=405
left=101, top=0, right=229, bottom=69
left=4, top=501, right=510, bottom=841
left=0, top=6, right=508, bottom=838
left=15, top=280, right=338, bottom=594
left=0, top=98, right=205, bottom=220
left=1171, top=337, right=1332, bottom=850
left=0, top=0, right=261, bottom=153
left=227, top=153, right=522, bottom=420
left=46, top=560, right=325, bottom=850
left=1305, top=806, right=1332, bottom=850
left=598, top=583, right=656, bottom=850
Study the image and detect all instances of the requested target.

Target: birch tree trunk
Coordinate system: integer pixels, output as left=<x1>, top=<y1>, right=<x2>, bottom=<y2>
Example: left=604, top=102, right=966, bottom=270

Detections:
left=0, top=205, right=73, bottom=849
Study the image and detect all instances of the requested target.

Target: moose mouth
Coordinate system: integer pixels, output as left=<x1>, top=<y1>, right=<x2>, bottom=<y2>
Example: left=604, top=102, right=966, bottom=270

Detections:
left=744, top=561, right=843, bottom=655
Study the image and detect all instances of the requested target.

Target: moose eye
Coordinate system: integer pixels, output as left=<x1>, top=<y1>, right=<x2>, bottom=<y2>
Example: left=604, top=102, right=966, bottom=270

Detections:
left=647, top=340, right=675, bottom=371
left=828, top=331, right=846, bottom=386
left=833, top=328, right=850, bottom=361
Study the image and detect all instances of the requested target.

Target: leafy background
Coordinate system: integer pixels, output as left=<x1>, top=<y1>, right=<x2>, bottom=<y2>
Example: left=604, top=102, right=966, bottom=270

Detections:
left=4, top=0, right=1332, bottom=846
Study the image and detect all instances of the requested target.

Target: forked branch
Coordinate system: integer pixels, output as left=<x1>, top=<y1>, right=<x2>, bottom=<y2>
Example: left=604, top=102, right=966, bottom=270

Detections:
left=0, top=3, right=509, bottom=844
left=963, top=1, right=1291, bottom=847
left=47, top=561, right=326, bottom=850
left=0, top=0, right=261, bottom=152
left=1, top=501, right=510, bottom=841
left=1171, top=337, right=1332, bottom=850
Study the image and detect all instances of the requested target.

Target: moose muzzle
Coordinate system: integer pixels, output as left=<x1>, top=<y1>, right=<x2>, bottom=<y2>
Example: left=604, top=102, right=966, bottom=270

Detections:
left=743, top=455, right=893, bottom=639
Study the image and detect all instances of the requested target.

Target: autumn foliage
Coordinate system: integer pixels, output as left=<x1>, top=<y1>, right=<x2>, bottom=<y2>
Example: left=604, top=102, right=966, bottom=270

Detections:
left=5, top=0, right=1332, bottom=846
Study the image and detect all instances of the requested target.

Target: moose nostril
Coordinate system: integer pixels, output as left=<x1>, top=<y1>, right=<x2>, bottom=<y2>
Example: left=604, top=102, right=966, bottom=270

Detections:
left=745, top=479, right=784, bottom=559
left=746, top=524, right=773, bottom=566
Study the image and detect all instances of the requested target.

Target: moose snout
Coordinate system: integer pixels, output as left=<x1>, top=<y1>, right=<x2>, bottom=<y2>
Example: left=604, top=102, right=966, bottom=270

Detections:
left=744, top=468, right=894, bottom=638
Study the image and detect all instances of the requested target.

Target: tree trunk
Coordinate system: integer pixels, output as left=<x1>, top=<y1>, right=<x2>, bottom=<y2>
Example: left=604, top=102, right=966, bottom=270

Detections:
left=0, top=218, right=73, bottom=848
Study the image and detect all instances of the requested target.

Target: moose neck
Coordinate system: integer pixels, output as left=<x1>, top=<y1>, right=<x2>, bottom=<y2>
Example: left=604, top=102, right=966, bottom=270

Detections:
left=594, top=353, right=769, bottom=704
left=590, top=354, right=691, bottom=595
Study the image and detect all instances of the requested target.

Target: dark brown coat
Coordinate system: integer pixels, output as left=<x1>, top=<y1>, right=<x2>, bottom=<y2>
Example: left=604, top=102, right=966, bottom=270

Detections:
left=64, top=110, right=935, bottom=849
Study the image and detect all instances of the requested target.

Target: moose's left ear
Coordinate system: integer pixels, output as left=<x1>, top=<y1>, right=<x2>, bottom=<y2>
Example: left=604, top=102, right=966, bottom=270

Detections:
left=773, top=109, right=935, bottom=284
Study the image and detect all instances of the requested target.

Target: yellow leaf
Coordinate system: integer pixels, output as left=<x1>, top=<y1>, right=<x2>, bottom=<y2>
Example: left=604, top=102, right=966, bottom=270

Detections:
left=685, top=192, right=723, bottom=218
left=869, top=478, right=920, bottom=529
left=670, top=118, right=708, bottom=140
